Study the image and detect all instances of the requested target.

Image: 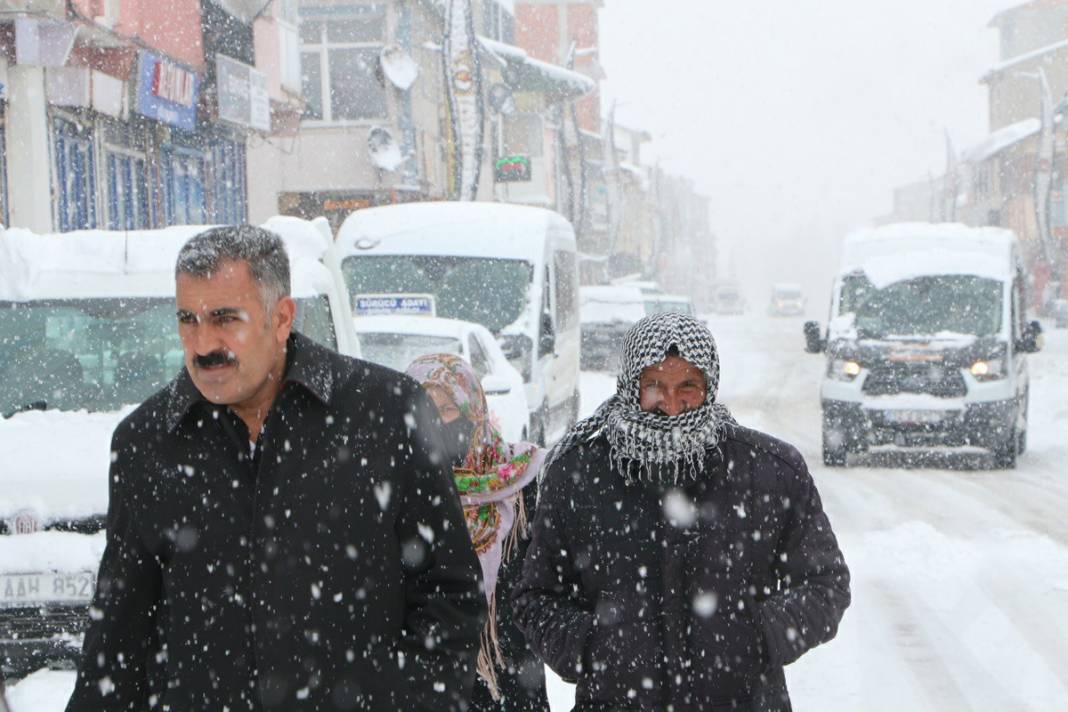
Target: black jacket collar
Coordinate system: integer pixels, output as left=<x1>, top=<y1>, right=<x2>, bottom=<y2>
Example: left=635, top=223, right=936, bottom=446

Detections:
left=164, top=332, right=344, bottom=433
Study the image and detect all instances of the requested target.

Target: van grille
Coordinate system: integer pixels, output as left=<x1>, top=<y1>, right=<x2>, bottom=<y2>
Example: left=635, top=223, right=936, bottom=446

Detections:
left=862, top=364, right=967, bottom=397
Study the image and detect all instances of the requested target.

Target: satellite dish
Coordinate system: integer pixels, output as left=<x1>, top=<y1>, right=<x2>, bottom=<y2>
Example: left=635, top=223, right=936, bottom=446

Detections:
left=488, top=83, right=516, bottom=116
left=379, top=45, right=419, bottom=91
left=367, top=126, right=405, bottom=172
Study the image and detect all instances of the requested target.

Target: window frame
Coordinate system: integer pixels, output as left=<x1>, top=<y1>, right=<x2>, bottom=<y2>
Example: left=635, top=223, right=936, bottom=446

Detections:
left=299, top=5, right=389, bottom=126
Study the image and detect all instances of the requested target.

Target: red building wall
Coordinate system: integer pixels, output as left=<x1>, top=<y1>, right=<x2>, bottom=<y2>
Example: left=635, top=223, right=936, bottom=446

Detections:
left=70, top=0, right=205, bottom=68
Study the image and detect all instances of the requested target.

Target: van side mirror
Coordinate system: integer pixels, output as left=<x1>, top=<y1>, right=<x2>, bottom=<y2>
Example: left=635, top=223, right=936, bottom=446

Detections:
left=1016, top=320, right=1043, bottom=353
left=481, top=374, right=512, bottom=396
left=538, top=312, right=556, bottom=357
left=803, top=321, right=826, bottom=353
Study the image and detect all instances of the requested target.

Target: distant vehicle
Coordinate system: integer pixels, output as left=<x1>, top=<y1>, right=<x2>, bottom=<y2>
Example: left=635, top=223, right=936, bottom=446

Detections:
left=610, top=277, right=665, bottom=295
left=332, top=202, right=580, bottom=444
left=0, top=220, right=358, bottom=678
left=768, top=283, right=806, bottom=316
left=803, top=223, right=1042, bottom=468
left=712, top=284, right=745, bottom=315
left=579, top=285, right=646, bottom=371
left=1052, top=298, right=1068, bottom=329
left=352, top=312, right=530, bottom=442
left=645, top=293, right=696, bottom=318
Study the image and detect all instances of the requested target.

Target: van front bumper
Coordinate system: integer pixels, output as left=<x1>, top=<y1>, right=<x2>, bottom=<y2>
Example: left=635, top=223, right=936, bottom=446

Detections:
left=824, top=398, right=1017, bottom=449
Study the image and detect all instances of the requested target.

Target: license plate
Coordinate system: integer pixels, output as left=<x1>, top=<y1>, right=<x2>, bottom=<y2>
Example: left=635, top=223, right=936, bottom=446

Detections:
left=885, top=409, right=943, bottom=424
left=0, top=572, right=97, bottom=607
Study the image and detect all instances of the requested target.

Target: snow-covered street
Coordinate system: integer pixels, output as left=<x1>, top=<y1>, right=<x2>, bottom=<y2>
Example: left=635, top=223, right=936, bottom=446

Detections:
left=546, top=314, right=1068, bottom=711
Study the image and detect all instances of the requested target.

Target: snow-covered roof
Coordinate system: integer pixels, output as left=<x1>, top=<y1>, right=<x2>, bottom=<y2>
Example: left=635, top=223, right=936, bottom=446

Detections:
left=981, top=37, right=1068, bottom=81
left=580, top=285, right=646, bottom=323
left=840, top=223, right=1018, bottom=288
left=352, top=314, right=477, bottom=340
left=961, top=118, right=1040, bottom=163
left=0, top=222, right=336, bottom=301
left=479, top=36, right=595, bottom=99
left=335, top=202, right=575, bottom=263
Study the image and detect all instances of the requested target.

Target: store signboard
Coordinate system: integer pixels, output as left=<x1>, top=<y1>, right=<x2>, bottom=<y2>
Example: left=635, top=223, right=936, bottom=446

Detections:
left=134, top=51, right=198, bottom=131
left=216, top=54, right=271, bottom=132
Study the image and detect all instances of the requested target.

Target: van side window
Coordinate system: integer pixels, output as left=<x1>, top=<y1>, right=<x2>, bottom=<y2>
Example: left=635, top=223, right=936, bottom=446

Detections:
left=295, top=296, right=338, bottom=351
left=468, top=335, right=491, bottom=379
left=553, top=250, right=578, bottom=331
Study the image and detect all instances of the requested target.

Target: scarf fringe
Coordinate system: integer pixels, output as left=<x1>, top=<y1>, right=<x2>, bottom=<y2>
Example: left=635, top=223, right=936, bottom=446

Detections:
left=476, top=591, right=506, bottom=700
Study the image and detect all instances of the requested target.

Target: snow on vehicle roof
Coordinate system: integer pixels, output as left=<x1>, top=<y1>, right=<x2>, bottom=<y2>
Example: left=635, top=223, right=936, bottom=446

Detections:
left=961, top=118, right=1040, bottom=163
left=581, top=285, right=645, bottom=303
left=841, top=222, right=1017, bottom=288
left=772, top=283, right=803, bottom=292
left=646, top=293, right=691, bottom=303
left=335, top=201, right=575, bottom=263
left=351, top=315, right=478, bottom=339
left=0, top=222, right=334, bottom=301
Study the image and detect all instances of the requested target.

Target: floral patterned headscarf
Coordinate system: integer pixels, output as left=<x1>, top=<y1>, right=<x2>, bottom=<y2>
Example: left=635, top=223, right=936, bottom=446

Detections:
left=406, top=353, right=544, bottom=700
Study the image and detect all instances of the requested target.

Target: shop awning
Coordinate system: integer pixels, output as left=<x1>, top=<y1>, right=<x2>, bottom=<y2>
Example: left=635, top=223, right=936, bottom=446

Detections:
left=479, top=36, right=595, bottom=101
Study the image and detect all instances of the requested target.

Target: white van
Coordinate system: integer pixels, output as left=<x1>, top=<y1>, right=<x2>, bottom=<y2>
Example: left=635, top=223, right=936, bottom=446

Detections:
left=332, top=202, right=581, bottom=444
left=803, top=223, right=1042, bottom=468
left=0, top=220, right=357, bottom=677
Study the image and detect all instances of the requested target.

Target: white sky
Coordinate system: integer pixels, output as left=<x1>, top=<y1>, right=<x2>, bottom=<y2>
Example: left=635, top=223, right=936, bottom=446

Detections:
left=599, top=0, right=1019, bottom=303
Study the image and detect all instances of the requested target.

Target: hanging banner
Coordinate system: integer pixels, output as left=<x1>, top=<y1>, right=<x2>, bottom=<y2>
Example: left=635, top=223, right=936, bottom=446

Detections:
left=443, top=0, right=485, bottom=200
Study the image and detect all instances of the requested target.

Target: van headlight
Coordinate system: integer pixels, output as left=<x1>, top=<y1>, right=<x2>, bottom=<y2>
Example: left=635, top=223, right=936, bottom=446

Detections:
left=970, top=358, right=1006, bottom=381
left=499, top=334, right=533, bottom=383
left=829, top=359, right=862, bottom=381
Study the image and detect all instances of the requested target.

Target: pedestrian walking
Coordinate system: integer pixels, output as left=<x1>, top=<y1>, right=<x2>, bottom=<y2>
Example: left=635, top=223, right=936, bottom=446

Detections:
left=406, top=353, right=550, bottom=710
left=65, top=226, right=485, bottom=711
left=513, top=312, right=850, bottom=711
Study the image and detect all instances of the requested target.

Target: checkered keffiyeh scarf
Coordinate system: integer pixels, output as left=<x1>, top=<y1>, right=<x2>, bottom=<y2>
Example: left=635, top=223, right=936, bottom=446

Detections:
left=545, top=312, right=734, bottom=485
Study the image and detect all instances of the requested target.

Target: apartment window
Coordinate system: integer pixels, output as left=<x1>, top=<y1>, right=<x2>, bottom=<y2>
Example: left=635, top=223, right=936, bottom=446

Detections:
left=278, top=0, right=302, bottom=93
left=503, top=114, right=544, bottom=158
left=54, top=117, right=98, bottom=232
left=301, top=5, right=387, bottom=123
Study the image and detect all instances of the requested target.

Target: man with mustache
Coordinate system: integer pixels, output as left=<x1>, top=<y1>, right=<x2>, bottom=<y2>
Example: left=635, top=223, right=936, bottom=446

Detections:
left=65, top=226, right=485, bottom=711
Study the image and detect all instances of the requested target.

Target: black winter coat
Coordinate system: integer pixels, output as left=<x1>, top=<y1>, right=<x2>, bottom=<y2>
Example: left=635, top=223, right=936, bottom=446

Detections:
left=512, top=425, right=850, bottom=711
left=66, top=333, right=485, bottom=712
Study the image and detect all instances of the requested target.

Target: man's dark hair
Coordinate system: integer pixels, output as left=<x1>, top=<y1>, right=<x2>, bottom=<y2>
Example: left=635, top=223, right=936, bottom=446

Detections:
left=176, top=226, right=290, bottom=307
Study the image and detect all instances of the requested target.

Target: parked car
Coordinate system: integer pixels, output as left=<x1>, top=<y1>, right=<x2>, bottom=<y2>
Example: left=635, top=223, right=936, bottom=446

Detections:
left=0, top=219, right=358, bottom=678
left=352, top=313, right=531, bottom=441
left=645, top=293, right=696, bottom=318
left=768, top=283, right=806, bottom=316
left=803, top=223, right=1041, bottom=468
left=579, top=285, right=646, bottom=371
left=712, top=283, right=746, bottom=315
left=331, top=201, right=580, bottom=445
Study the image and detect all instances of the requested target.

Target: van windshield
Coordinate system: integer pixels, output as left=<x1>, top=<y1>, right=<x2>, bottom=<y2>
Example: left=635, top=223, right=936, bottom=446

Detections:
left=341, top=255, right=533, bottom=333
left=0, top=296, right=336, bottom=417
left=841, top=274, right=1003, bottom=338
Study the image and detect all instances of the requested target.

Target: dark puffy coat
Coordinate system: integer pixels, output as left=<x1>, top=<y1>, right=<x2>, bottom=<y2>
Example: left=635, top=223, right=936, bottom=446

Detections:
left=512, top=425, right=850, bottom=711
left=66, top=333, right=485, bottom=711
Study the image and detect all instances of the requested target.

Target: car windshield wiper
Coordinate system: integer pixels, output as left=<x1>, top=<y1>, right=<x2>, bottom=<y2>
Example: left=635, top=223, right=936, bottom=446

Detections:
left=2, top=401, right=48, bottom=419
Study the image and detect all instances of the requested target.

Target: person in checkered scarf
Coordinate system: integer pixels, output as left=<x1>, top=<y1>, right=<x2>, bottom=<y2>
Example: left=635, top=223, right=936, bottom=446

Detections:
left=514, top=312, right=850, bottom=711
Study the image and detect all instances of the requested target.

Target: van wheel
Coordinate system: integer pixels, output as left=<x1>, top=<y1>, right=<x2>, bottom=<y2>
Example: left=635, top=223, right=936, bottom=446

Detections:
left=1018, top=391, right=1029, bottom=455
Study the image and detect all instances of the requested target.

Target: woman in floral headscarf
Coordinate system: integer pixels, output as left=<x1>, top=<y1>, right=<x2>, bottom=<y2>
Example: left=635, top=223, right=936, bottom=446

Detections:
left=406, top=353, right=549, bottom=710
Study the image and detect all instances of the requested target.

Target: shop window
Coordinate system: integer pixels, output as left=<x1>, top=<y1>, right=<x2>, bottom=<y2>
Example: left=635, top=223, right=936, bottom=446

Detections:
left=0, top=122, right=8, bottom=226
left=163, top=146, right=207, bottom=226
left=210, top=139, right=248, bottom=224
left=54, top=117, right=98, bottom=232
left=300, top=5, right=387, bottom=122
left=106, top=152, right=150, bottom=230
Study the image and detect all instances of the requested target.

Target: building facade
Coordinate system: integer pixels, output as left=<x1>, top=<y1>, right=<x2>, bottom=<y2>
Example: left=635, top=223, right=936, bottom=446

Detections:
left=0, top=0, right=278, bottom=234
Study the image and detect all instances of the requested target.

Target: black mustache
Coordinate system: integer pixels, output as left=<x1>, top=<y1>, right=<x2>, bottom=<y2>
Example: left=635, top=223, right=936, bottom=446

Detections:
left=194, top=351, right=237, bottom=368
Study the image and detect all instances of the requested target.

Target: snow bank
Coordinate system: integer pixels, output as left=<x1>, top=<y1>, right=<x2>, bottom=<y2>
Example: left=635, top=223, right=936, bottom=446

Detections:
left=0, top=531, right=105, bottom=574
left=0, top=408, right=129, bottom=521
left=6, top=669, right=77, bottom=712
